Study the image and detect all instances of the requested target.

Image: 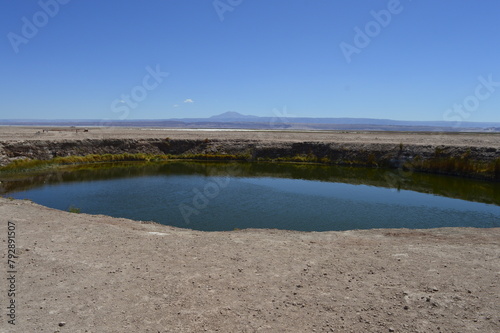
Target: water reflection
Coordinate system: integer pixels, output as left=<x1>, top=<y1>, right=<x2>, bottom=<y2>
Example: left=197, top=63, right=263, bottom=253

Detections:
left=2, top=161, right=499, bottom=206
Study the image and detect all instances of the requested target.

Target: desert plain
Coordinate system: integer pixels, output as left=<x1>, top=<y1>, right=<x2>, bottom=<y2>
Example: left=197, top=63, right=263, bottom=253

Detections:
left=0, top=128, right=499, bottom=332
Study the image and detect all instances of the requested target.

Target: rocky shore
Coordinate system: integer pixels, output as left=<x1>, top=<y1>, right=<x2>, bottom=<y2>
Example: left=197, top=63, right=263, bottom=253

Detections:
left=0, top=127, right=499, bottom=180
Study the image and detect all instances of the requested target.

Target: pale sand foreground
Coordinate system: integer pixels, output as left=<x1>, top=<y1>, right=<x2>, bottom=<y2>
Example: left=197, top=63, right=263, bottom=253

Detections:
left=0, top=198, right=499, bottom=332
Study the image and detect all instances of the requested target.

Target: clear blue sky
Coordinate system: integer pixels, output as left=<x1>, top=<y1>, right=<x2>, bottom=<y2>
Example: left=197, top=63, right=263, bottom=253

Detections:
left=1, top=0, right=499, bottom=121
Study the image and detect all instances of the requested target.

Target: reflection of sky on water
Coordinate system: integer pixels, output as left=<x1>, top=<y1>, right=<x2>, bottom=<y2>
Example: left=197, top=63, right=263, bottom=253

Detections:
left=10, top=175, right=500, bottom=231
left=237, top=177, right=500, bottom=214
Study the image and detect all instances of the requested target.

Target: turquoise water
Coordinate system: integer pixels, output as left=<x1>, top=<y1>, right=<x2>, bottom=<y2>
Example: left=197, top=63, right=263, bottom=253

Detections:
left=3, top=162, right=499, bottom=231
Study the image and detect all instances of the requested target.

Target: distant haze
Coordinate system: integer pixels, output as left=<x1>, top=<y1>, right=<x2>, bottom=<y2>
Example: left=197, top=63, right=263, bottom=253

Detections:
left=1, top=112, right=499, bottom=132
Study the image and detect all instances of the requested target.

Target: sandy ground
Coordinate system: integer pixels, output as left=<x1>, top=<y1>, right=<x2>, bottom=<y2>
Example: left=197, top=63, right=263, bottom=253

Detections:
left=0, top=198, right=499, bottom=333
left=0, top=126, right=499, bottom=148
left=0, top=128, right=499, bottom=332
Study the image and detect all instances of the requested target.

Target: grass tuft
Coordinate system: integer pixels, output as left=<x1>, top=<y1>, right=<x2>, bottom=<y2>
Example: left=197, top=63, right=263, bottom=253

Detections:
left=68, top=206, right=81, bottom=213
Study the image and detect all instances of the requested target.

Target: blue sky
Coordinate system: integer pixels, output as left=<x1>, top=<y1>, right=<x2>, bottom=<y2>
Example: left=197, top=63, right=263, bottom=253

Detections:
left=1, top=0, right=499, bottom=121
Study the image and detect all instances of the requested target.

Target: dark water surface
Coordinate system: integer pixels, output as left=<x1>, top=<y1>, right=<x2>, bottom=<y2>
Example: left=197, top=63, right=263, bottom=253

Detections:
left=1, top=161, right=499, bottom=231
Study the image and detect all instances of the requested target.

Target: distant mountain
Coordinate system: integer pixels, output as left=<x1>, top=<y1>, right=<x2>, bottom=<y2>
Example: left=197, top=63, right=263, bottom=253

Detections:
left=209, top=111, right=259, bottom=120
left=181, top=112, right=500, bottom=129
left=1, top=112, right=499, bottom=132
